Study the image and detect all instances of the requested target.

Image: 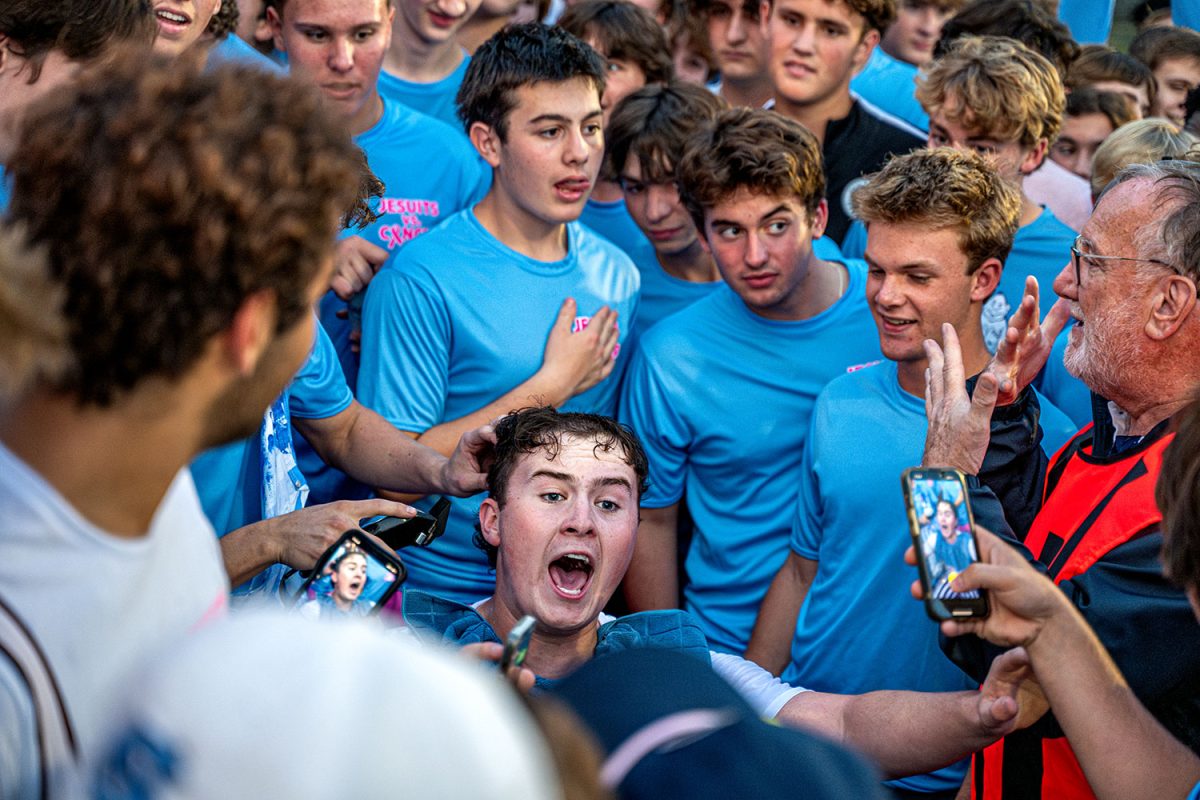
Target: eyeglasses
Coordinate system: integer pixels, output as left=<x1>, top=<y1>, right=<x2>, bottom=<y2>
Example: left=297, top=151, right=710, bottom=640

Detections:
left=1070, top=236, right=1181, bottom=287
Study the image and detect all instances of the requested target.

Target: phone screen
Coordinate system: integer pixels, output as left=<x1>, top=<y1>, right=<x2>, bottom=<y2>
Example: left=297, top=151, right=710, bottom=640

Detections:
left=297, top=533, right=404, bottom=619
left=902, top=468, right=988, bottom=620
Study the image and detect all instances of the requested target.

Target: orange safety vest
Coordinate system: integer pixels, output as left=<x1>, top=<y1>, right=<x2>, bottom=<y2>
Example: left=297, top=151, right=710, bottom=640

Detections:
left=973, top=423, right=1174, bottom=800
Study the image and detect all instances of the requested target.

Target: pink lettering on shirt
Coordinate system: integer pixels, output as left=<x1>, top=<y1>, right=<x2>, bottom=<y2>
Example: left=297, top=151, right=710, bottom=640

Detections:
left=572, top=315, right=621, bottom=360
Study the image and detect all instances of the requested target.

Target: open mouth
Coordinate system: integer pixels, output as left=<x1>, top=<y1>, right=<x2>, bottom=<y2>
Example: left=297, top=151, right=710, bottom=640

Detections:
left=548, top=553, right=593, bottom=599
left=155, top=8, right=191, bottom=27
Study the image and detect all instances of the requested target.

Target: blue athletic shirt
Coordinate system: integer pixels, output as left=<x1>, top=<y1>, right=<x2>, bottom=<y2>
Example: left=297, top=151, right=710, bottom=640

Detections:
left=783, top=360, right=1075, bottom=794
left=619, top=263, right=882, bottom=654
left=377, top=54, right=470, bottom=129
left=358, top=209, right=640, bottom=603
left=304, top=99, right=489, bottom=504
left=0, top=165, right=9, bottom=212
left=850, top=48, right=929, bottom=133
left=207, top=34, right=286, bottom=73
left=579, top=196, right=649, bottom=256
left=621, top=235, right=722, bottom=351
left=191, top=323, right=353, bottom=537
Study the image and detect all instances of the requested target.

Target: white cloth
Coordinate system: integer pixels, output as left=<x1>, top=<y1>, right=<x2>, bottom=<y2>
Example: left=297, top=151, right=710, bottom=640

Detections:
left=94, top=612, right=562, bottom=800
left=0, top=443, right=229, bottom=797
left=1024, top=158, right=1093, bottom=232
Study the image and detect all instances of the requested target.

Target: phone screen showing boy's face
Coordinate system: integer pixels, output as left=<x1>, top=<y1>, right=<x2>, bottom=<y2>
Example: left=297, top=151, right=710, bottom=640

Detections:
left=302, top=541, right=400, bottom=617
left=911, top=475, right=979, bottom=600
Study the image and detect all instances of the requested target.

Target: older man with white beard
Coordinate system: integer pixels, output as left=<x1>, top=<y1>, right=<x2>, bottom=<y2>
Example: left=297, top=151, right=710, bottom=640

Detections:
left=919, top=160, right=1200, bottom=800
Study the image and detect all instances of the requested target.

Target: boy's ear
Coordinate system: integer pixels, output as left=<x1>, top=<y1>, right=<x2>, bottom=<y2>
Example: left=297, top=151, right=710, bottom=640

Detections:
left=224, top=289, right=277, bottom=376
left=1019, top=138, right=1049, bottom=176
left=470, top=121, right=503, bottom=168
left=970, top=257, right=1003, bottom=302
left=266, top=6, right=286, bottom=53
left=809, top=198, right=829, bottom=241
left=480, top=497, right=502, bottom=547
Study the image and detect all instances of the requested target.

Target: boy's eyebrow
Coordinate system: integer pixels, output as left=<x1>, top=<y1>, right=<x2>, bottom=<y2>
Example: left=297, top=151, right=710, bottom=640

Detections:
left=708, top=204, right=791, bottom=228
left=595, top=476, right=633, bottom=493
left=526, top=109, right=604, bottom=126
left=528, top=470, right=634, bottom=493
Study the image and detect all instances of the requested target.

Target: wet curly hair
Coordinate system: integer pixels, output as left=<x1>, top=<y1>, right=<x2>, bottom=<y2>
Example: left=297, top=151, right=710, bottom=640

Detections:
left=5, top=50, right=362, bottom=407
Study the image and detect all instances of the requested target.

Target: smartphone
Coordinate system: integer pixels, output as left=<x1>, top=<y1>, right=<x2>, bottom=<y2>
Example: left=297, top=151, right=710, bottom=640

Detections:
left=901, top=467, right=989, bottom=621
left=361, top=497, right=451, bottom=551
left=295, top=531, right=406, bottom=618
left=500, top=615, right=536, bottom=672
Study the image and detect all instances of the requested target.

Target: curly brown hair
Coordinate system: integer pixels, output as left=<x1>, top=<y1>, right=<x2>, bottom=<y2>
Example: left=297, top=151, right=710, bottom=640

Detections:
left=5, top=49, right=362, bottom=407
left=0, top=0, right=155, bottom=80
left=852, top=147, right=1021, bottom=274
left=676, top=107, right=825, bottom=232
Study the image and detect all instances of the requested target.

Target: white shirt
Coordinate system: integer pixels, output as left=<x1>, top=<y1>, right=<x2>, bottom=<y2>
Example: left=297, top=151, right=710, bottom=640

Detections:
left=0, top=443, right=229, bottom=798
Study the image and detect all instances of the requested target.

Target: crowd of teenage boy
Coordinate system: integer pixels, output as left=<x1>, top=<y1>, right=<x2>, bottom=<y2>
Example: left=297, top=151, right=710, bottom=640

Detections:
left=3, top=0, right=1200, bottom=797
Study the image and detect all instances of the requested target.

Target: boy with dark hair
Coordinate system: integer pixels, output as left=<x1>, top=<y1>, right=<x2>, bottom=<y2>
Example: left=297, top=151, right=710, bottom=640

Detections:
left=851, top=0, right=963, bottom=132
left=761, top=0, right=924, bottom=244
left=697, top=0, right=773, bottom=108
left=1049, top=87, right=1137, bottom=181
left=0, top=54, right=361, bottom=796
left=380, top=0, right=482, bottom=126
left=1130, top=25, right=1200, bottom=126
left=558, top=0, right=674, bottom=256
left=746, top=146, right=1074, bottom=797
left=358, top=23, right=640, bottom=604
left=1066, top=44, right=1157, bottom=118
left=0, top=0, right=155, bottom=210
left=605, top=82, right=726, bottom=345
left=619, top=107, right=879, bottom=654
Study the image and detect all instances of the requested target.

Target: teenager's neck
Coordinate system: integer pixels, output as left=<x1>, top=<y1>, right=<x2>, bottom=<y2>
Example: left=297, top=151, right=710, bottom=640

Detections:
left=348, top=91, right=386, bottom=137
left=0, top=387, right=208, bottom=537
left=384, top=25, right=463, bottom=82
left=590, top=178, right=623, bottom=203
left=457, top=15, right=508, bottom=55
left=720, top=74, right=774, bottom=109
left=771, top=86, right=853, bottom=147
left=474, top=188, right=570, bottom=261
left=757, top=256, right=845, bottom=322
left=1018, top=191, right=1042, bottom=228
left=479, top=597, right=598, bottom=680
left=658, top=240, right=721, bottom=283
left=896, top=321, right=991, bottom=397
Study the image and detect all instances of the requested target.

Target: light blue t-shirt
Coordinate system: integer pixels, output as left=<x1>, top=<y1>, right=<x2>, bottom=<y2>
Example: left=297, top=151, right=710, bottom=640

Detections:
left=191, top=323, right=353, bottom=537
left=378, top=54, right=470, bottom=129
left=619, top=264, right=882, bottom=654
left=850, top=48, right=929, bottom=133
left=579, top=196, right=649, bottom=256
left=1058, top=0, right=1114, bottom=44
left=0, top=165, right=9, bottom=213
left=207, top=34, right=286, bottom=73
left=782, top=360, right=1075, bottom=794
left=358, top=209, right=641, bottom=603
left=303, top=99, right=488, bottom=504
left=622, top=236, right=722, bottom=349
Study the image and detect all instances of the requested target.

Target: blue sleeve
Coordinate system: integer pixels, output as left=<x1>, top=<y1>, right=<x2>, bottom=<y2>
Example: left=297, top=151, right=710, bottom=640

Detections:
left=617, top=341, right=689, bottom=508
left=789, top=405, right=825, bottom=560
left=1057, top=0, right=1114, bottom=44
left=288, top=323, right=353, bottom=420
left=358, top=266, right=450, bottom=432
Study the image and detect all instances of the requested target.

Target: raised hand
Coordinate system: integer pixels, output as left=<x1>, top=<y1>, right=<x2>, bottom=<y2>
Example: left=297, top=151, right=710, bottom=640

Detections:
left=923, top=322, right=998, bottom=475
left=987, top=276, right=1072, bottom=406
left=440, top=422, right=498, bottom=496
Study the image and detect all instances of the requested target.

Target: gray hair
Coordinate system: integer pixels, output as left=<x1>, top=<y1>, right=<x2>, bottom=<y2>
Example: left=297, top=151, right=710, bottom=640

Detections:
left=1107, top=159, right=1200, bottom=281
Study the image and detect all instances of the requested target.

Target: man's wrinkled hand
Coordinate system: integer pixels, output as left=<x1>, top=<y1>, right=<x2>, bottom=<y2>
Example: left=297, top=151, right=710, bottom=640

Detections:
left=922, top=322, right=997, bottom=475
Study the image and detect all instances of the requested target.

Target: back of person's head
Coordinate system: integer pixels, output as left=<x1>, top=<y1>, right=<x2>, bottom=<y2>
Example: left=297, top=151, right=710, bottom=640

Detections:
left=93, top=612, right=565, bottom=799
left=935, top=0, right=1078, bottom=78
left=853, top=147, right=1021, bottom=273
left=1159, top=399, right=1200, bottom=596
left=677, top=107, right=825, bottom=230
left=550, top=648, right=889, bottom=800
left=557, top=0, right=673, bottom=85
left=1, top=51, right=360, bottom=408
left=1089, top=117, right=1199, bottom=196
left=1132, top=0, right=1172, bottom=31
left=1131, top=25, right=1200, bottom=72
left=1065, top=85, right=1138, bottom=130
left=1066, top=45, right=1157, bottom=109
left=604, top=82, right=727, bottom=183
left=919, top=35, right=1065, bottom=147
left=457, top=22, right=606, bottom=139
left=0, top=0, right=155, bottom=76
